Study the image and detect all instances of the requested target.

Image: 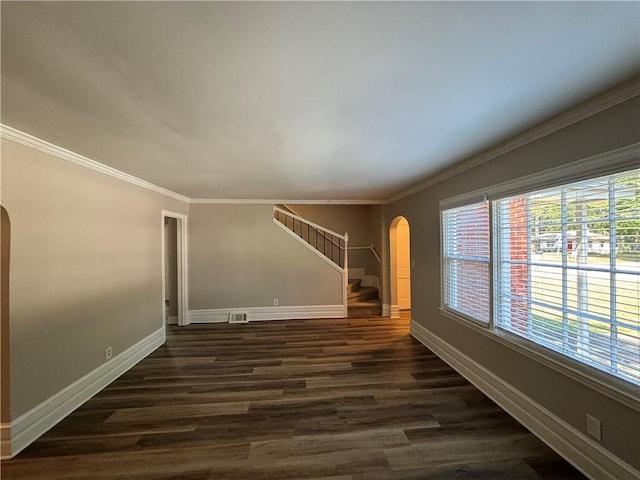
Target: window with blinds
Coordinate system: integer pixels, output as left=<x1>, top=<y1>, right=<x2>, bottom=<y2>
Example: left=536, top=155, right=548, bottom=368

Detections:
left=442, top=201, right=490, bottom=323
left=494, top=169, right=640, bottom=386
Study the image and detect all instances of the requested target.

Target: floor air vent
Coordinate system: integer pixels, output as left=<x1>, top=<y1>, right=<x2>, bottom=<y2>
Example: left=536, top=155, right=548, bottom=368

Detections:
left=229, top=312, right=249, bottom=323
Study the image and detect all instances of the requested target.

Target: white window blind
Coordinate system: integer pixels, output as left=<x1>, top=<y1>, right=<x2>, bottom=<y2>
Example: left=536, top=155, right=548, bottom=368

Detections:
left=494, top=169, right=640, bottom=386
left=442, top=201, right=490, bottom=323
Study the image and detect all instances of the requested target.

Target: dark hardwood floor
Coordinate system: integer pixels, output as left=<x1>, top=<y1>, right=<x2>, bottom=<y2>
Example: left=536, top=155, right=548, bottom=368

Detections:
left=2, top=314, right=587, bottom=479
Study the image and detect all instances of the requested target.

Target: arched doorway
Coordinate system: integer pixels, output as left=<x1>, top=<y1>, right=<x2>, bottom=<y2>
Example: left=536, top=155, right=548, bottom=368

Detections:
left=1, top=206, right=11, bottom=457
left=389, top=216, right=411, bottom=318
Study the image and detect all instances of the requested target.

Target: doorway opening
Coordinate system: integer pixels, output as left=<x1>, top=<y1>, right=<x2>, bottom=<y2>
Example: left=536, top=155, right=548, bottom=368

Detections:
left=161, top=211, right=189, bottom=327
left=389, top=216, right=411, bottom=318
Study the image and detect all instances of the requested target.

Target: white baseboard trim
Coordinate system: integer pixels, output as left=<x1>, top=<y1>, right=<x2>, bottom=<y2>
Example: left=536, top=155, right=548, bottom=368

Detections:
left=189, top=305, right=345, bottom=323
left=7, top=327, right=165, bottom=458
left=166, top=315, right=178, bottom=325
left=410, top=320, right=639, bottom=480
left=381, top=304, right=400, bottom=318
left=189, top=310, right=229, bottom=323
left=0, top=422, right=11, bottom=459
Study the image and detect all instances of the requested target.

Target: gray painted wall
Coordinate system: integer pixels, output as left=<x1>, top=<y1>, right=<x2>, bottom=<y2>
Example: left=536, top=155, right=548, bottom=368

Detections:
left=1, top=138, right=188, bottom=418
left=292, top=204, right=372, bottom=246
left=370, top=204, right=383, bottom=255
left=292, top=204, right=383, bottom=279
left=382, top=95, right=640, bottom=469
left=188, top=204, right=343, bottom=309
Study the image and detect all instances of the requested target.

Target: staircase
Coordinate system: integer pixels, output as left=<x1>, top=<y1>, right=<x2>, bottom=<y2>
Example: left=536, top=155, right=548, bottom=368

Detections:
left=274, top=205, right=381, bottom=318
left=273, top=205, right=347, bottom=268
left=347, top=278, right=381, bottom=317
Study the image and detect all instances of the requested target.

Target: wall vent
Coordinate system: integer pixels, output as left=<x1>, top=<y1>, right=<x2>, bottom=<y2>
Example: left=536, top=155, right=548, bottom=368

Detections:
left=229, top=312, right=248, bottom=323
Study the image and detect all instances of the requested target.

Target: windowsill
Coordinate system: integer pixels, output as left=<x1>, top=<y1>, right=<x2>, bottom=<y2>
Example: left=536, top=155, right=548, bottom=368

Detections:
left=438, top=306, right=640, bottom=412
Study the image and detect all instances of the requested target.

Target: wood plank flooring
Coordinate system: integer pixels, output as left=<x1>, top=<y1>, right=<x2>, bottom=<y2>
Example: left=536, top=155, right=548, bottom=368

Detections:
left=1, top=314, right=587, bottom=479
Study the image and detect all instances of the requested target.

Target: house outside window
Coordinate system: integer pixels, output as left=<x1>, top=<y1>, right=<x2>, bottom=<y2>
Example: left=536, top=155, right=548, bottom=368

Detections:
left=494, top=169, right=639, bottom=385
left=442, top=200, right=491, bottom=324
left=441, top=166, right=639, bottom=387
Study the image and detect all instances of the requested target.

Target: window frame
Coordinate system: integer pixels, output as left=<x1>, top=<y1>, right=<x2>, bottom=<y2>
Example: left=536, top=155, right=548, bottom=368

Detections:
left=438, top=143, right=640, bottom=408
left=440, top=198, right=492, bottom=327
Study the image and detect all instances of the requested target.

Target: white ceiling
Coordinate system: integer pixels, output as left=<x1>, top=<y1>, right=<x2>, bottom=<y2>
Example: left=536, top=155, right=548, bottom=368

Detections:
left=2, top=2, right=639, bottom=201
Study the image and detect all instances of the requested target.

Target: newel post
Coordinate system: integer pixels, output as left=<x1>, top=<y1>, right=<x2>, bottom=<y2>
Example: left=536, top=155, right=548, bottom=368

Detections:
left=344, top=232, right=349, bottom=271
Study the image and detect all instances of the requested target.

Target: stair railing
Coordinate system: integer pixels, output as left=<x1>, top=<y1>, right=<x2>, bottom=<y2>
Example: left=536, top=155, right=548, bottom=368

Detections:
left=348, top=244, right=382, bottom=263
left=273, top=206, right=348, bottom=269
left=273, top=205, right=349, bottom=317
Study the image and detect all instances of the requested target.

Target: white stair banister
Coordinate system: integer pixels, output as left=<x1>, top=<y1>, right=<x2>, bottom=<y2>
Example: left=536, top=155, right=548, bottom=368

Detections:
left=273, top=206, right=348, bottom=270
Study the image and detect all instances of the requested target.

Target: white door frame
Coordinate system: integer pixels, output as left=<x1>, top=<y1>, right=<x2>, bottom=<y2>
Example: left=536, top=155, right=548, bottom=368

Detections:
left=161, top=210, right=189, bottom=327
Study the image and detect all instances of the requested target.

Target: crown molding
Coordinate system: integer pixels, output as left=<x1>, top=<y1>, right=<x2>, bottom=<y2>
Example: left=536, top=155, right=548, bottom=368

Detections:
left=5, top=76, right=637, bottom=207
left=0, top=125, right=385, bottom=205
left=439, top=142, right=640, bottom=210
left=0, top=125, right=190, bottom=203
left=189, top=198, right=385, bottom=205
left=387, top=77, right=640, bottom=204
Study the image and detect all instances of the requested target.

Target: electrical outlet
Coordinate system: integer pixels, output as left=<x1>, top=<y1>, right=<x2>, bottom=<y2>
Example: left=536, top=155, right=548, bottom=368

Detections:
left=586, top=414, right=601, bottom=441
left=273, top=298, right=279, bottom=306
left=105, top=347, right=113, bottom=360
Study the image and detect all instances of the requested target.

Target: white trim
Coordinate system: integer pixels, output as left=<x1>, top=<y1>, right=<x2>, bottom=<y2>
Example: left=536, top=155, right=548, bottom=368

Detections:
left=439, top=307, right=640, bottom=412
left=0, top=125, right=190, bottom=203
left=439, top=142, right=640, bottom=210
left=410, top=320, right=640, bottom=480
left=487, top=143, right=639, bottom=201
left=188, top=311, right=230, bottom=324
left=274, top=206, right=347, bottom=240
left=343, top=236, right=349, bottom=318
left=3, top=79, right=637, bottom=208
left=177, top=214, right=189, bottom=326
left=390, top=304, right=400, bottom=318
left=189, top=305, right=345, bottom=323
left=0, top=423, right=11, bottom=460
left=382, top=304, right=391, bottom=318
left=273, top=219, right=345, bottom=275
left=437, top=148, right=640, bottom=409
left=279, top=204, right=302, bottom=217
left=191, top=198, right=385, bottom=205
left=440, top=193, right=489, bottom=211
left=7, top=328, right=165, bottom=458
left=161, top=211, right=190, bottom=327
left=390, top=78, right=640, bottom=203
left=273, top=209, right=348, bottom=317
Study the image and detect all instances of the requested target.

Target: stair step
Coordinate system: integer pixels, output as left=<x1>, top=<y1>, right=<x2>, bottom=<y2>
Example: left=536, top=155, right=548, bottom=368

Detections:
left=347, top=279, right=362, bottom=293
left=347, top=299, right=382, bottom=318
left=348, top=299, right=381, bottom=307
left=347, top=286, right=378, bottom=302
